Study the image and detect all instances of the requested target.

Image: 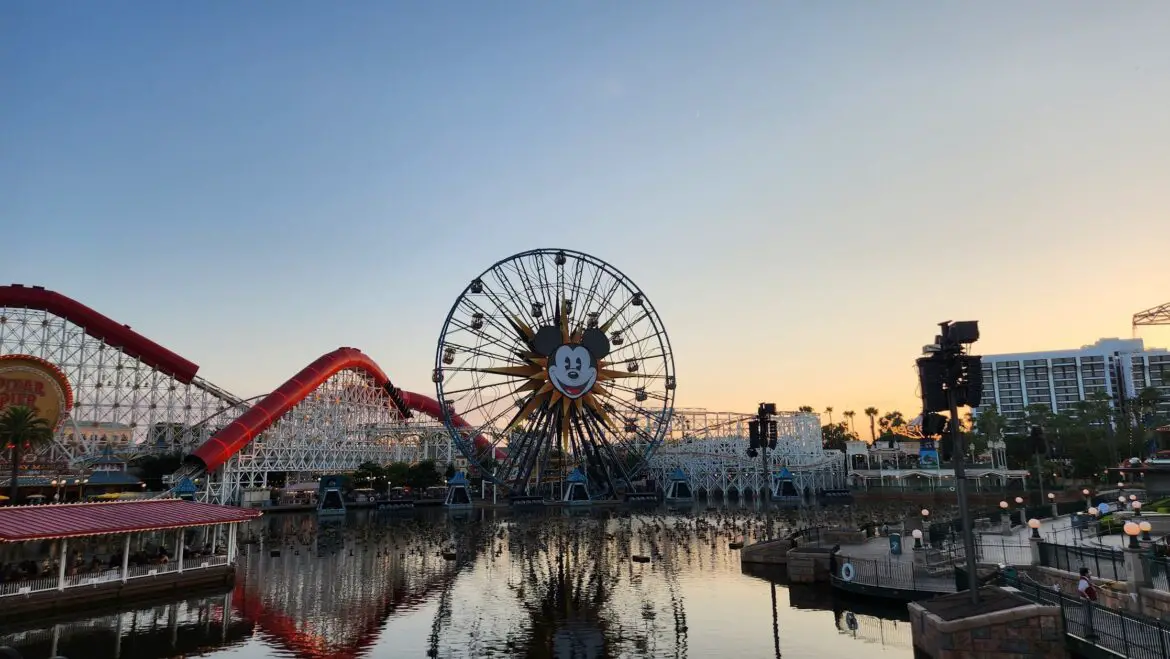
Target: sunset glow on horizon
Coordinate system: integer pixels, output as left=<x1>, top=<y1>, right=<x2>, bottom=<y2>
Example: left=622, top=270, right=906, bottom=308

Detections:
left=6, top=2, right=1169, bottom=424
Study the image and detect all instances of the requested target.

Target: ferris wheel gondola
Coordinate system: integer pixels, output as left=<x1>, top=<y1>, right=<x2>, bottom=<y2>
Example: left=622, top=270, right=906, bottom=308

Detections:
left=434, top=249, right=675, bottom=497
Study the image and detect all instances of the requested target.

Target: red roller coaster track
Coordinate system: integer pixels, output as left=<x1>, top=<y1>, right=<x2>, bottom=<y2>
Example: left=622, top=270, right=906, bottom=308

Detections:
left=187, top=347, right=490, bottom=473
left=0, top=284, right=200, bottom=383
left=0, top=284, right=492, bottom=473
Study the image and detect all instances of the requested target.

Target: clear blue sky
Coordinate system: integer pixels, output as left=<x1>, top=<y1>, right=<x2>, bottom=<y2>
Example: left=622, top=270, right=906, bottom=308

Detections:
left=5, top=1, right=1170, bottom=419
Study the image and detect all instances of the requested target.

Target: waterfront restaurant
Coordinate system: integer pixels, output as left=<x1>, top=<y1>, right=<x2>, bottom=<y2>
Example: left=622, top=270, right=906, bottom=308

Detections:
left=0, top=499, right=261, bottom=615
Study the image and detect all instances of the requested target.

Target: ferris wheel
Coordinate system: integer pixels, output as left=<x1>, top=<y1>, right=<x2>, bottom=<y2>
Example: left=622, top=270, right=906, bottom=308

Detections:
left=434, top=248, right=675, bottom=496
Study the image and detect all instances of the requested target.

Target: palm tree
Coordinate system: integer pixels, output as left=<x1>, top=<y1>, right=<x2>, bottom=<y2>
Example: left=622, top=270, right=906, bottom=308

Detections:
left=824, top=406, right=834, bottom=425
left=798, top=405, right=815, bottom=414
left=864, top=407, right=879, bottom=442
left=844, top=410, right=856, bottom=434
left=1, top=406, right=55, bottom=503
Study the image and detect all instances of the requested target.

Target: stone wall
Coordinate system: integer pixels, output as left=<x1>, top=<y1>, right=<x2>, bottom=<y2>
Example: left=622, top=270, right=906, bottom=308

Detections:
left=1017, top=565, right=1132, bottom=612
left=1139, top=587, right=1170, bottom=621
left=740, top=539, right=793, bottom=565
left=786, top=550, right=830, bottom=584
left=909, top=588, right=1066, bottom=659
left=822, top=528, right=867, bottom=545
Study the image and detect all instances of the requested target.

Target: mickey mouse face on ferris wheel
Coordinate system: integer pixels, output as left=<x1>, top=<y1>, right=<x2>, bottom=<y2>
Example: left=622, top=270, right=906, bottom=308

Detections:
left=533, top=326, right=611, bottom=400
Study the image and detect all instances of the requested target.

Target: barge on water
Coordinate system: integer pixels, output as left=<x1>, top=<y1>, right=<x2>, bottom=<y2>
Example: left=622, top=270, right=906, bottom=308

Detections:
left=0, top=499, right=260, bottom=617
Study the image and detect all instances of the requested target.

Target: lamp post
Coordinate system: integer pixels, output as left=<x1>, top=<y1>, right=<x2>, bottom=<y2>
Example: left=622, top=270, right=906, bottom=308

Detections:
left=921, top=509, right=930, bottom=547
left=1133, top=500, right=1142, bottom=517
left=1000, top=500, right=1011, bottom=534
left=1048, top=492, right=1057, bottom=518
left=1015, top=496, right=1025, bottom=527
left=1140, top=521, right=1153, bottom=542
left=1028, top=518, right=1042, bottom=540
left=912, top=528, right=923, bottom=550
left=1082, top=488, right=1091, bottom=509
left=1124, top=522, right=1141, bottom=550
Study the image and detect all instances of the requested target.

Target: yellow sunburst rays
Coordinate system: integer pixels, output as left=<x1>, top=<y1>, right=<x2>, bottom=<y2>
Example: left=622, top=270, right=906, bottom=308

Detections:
left=475, top=296, right=647, bottom=463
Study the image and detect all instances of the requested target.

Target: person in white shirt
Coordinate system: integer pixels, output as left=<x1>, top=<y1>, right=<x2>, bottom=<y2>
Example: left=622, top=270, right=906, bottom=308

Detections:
left=1078, top=567, right=1097, bottom=601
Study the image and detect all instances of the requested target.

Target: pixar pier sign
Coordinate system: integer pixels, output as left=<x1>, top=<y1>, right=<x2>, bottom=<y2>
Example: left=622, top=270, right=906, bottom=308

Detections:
left=0, top=355, right=73, bottom=430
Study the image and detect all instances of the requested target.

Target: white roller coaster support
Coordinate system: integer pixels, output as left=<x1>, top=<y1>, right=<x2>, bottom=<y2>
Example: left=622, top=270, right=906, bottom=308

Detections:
left=649, top=410, right=846, bottom=497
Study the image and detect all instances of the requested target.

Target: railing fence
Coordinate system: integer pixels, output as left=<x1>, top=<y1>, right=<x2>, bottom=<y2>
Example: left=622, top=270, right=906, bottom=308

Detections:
left=0, top=553, right=231, bottom=599
left=1005, top=572, right=1170, bottom=659
left=1037, top=541, right=1126, bottom=581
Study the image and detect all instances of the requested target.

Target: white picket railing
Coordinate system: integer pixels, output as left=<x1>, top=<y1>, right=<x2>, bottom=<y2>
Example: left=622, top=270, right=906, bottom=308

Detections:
left=0, top=553, right=232, bottom=599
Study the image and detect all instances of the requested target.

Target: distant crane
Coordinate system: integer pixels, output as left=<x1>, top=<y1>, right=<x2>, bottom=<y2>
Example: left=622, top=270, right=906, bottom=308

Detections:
left=1133, top=301, right=1170, bottom=336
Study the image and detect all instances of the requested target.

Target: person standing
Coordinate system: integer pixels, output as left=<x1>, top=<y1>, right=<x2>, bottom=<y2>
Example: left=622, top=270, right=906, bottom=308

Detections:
left=1078, top=567, right=1098, bottom=639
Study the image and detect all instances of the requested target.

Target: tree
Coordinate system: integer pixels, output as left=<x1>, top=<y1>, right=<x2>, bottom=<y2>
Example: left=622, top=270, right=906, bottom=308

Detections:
left=864, top=407, right=879, bottom=442
left=131, top=451, right=184, bottom=491
left=798, top=405, right=815, bottom=414
left=406, top=460, right=442, bottom=490
left=1, top=406, right=55, bottom=502
left=384, top=462, right=411, bottom=488
left=353, top=461, right=389, bottom=493
left=878, top=410, right=907, bottom=437
left=821, top=422, right=858, bottom=452
left=843, top=410, right=856, bottom=434
left=824, top=406, right=834, bottom=425
left=970, top=403, right=1006, bottom=459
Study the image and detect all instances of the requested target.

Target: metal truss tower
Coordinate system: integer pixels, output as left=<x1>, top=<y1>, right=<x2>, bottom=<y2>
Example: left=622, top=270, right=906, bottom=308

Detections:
left=1134, top=302, right=1170, bottom=333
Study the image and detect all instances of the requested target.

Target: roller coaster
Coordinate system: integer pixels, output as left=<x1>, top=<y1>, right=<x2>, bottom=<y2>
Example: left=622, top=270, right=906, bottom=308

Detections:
left=0, top=283, right=842, bottom=504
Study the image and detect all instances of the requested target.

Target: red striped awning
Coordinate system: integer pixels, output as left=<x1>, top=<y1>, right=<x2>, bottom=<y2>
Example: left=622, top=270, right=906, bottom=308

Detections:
left=0, top=499, right=261, bottom=543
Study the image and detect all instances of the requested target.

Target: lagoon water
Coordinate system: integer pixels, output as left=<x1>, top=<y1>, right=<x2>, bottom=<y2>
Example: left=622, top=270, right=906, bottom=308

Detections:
left=0, top=508, right=912, bottom=659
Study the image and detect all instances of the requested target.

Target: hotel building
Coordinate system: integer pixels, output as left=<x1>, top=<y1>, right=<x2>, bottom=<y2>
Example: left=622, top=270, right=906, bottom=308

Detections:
left=973, top=338, right=1170, bottom=420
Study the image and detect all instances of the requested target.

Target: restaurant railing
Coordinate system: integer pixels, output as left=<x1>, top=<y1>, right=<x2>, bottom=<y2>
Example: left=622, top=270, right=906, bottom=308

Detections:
left=0, top=553, right=232, bottom=598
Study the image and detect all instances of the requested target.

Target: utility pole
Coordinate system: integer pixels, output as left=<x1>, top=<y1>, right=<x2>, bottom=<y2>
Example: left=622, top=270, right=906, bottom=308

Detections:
left=750, top=403, right=778, bottom=540
left=919, top=321, right=982, bottom=604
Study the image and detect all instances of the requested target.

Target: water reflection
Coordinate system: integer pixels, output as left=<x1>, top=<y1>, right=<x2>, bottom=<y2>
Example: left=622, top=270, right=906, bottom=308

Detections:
left=0, top=508, right=913, bottom=659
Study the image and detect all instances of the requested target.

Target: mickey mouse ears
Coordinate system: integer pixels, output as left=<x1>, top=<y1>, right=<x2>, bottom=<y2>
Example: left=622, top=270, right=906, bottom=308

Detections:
left=533, top=326, right=610, bottom=359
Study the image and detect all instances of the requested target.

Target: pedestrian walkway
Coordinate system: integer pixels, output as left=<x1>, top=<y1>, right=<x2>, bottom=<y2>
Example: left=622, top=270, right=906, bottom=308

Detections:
left=1008, top=573, right=1170, bottom=659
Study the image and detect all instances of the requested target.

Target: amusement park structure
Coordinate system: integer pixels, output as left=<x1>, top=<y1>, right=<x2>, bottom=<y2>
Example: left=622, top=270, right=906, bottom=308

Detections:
left=0, top=257, right=844, bottom=504
left=1135, top=301, right=1170, bottom=333
left=650, top=409, right=845, bottom=497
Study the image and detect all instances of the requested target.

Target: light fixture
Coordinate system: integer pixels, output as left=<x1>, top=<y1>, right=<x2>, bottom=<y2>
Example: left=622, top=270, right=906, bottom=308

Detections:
left=1082, top=488, right=1090, bottom=496
left=1118, top=481, right=1125, bottom=489
left=1028, top=518, right=1041, bottom=539
left=1015, top=497, right=1024, bottom=505
left=1130, top=494, right=1138, bottom=501
left=1140, top=521, right=1153, bottom=541
left=912, top=528, right=923, bottom=549
left=1134, top=501, right=1143, bottom=516
left=1124, top=521, right=1141, bottom=549
left=1047, top=493, right=1055, bottom=501
left=921, top=509, right=930, bottom=518
left=1000, top=501, right=1009, bottom=510
left=1088, top=507, right=1099, bottom=517
left=1119, top=496, right=1127, bottom=504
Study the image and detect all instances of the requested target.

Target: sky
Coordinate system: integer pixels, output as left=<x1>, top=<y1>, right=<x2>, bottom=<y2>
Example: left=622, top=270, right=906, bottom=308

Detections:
left=5, top=1, right=1170, bottom=426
